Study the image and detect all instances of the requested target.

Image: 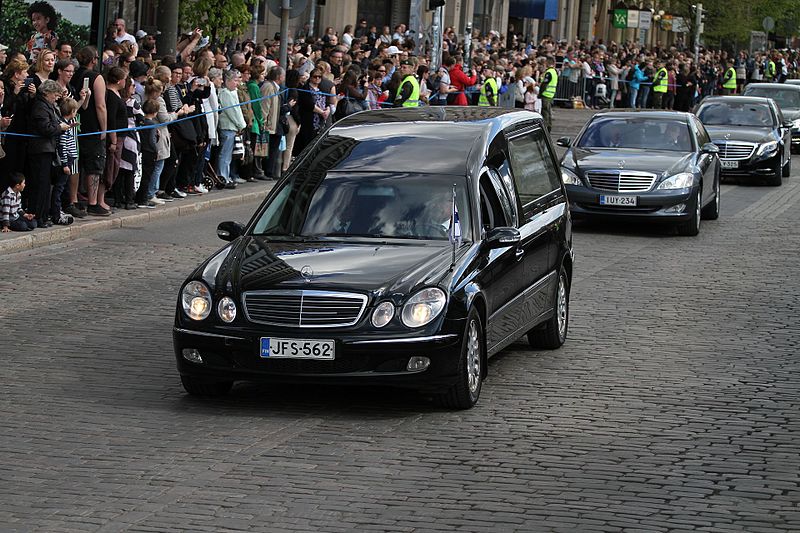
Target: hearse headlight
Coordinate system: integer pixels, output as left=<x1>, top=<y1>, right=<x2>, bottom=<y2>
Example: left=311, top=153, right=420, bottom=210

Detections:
left=792, top=119, right=800, bottom=130
left=756, top=140, right=778, bottom=157
left=371, top=301, right=395, bottom=328
left=401, top=288, right=446, bottom=328
left=217, top=296, right=237, bottom=323
left=182, top=281, right=212, bottom=321
left=561, top=167, right=583, bottom=186
left=657, top=172, right=695, bottom=190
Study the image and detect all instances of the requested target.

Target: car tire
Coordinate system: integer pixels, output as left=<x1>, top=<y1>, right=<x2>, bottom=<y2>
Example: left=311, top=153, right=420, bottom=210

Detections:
left=437, top=308, right=483, bottom=410
left=677, top=188, right=701, bottom=236
left=180, top=375, right=233, bottom=397
left=528, top=266, right=570, bottom=350
left=701, top=175, right=721, bottom=220
left=783, top=155, right=791, bottom=177
left=767, top=153, right=783, bottom=186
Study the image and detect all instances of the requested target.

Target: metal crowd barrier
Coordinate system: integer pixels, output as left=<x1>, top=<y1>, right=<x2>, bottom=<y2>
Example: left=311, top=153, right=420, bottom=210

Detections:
left=553, top=75, right=587, bottom=103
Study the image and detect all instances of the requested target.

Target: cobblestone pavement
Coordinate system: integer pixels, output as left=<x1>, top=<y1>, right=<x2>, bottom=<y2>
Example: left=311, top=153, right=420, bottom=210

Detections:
left=2, top=109, right=800, bottom=532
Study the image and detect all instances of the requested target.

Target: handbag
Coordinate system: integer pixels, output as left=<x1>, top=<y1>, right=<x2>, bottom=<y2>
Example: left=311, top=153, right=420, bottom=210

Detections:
left=233, top=134, right=245, bottom=160
left=254, top=131, right=269, bottom=157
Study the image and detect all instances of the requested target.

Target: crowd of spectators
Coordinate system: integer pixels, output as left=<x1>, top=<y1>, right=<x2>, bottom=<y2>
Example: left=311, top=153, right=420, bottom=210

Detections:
left=1, top=0, right=800, bottom=233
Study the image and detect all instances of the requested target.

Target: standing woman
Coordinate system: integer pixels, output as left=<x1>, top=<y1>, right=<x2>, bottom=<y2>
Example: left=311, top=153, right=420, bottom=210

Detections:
left=294, top=69, right=329, bottom=155
left=30, top=49, right=56, bottom=89
left=282, top=69, right=301, bottom=173
left=1, top=60, right=36, bottom=181
left=606, top=58, right=620, bottom=109
left=247, top=63, right=267, bottom=180
left=53, top=58, right=89, bottom=218
left=25, top=80, right=72, bottom=227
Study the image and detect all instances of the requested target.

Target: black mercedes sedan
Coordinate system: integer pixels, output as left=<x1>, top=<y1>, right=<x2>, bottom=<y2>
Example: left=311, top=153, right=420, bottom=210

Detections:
left=558, top=111, right=720, bottom=236
left=173, top=107, right=573, bottom=409
left=742, top=83, right=800, bottom=153
left=694, top=96, right=791, bottom=185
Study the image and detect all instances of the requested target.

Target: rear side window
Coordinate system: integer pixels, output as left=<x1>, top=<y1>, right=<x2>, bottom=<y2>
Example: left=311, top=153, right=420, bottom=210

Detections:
left=507, top=130, right=561, bottom=207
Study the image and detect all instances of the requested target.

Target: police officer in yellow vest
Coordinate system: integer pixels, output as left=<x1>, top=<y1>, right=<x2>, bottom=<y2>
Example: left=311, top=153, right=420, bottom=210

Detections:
left=766, top=56, right=777, bottom=82
left=478, top=64, right=498, bottom=106
left=540, top=57, right=558, bottom=132
left=394, top=59, right=420, bottom=107
left=722, top=60, right=737, bottom=95
left=652, top=60, right=668, bottom=109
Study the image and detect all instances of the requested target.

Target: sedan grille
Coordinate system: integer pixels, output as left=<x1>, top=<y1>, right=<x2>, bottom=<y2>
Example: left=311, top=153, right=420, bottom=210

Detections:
left=713, top=141, right=756, bottom=160
left=585, top=171, right=657, bottom=192
left=242, top=290, right=368, bottom=328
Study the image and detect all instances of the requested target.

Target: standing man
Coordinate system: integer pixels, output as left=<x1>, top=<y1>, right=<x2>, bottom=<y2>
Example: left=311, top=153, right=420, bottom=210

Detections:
left=652, top=60, right=668, bottom=109
left=394, top=60, right=420, bottom=107
left=478, top=64, right=498, bottom=106
left=765, top=54, right=777, bottom=83
left=72, top=46, right=110, bottom=216
left=540, top=57, right=559, bottom=132
left=113, top=19, right=138, bottom=55
left=260, top=66, right=285, bottom=180
left=722, top=60, right=737, bottom=95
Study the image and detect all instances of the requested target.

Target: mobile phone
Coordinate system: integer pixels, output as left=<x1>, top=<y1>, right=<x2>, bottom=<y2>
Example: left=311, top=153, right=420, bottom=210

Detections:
left=82, top=77, right=90, bottom=91
left=196, top=78, right=207, bottom=86
left=24, top=77, right=35, bottom=87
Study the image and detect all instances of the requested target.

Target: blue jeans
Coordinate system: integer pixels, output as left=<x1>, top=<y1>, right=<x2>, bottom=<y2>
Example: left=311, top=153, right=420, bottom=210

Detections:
left=217, top=130, right=236, bottom=182
left=629, top=87, right=638, bottom=108
left=148, top=159, right=165, bottom=199
left=638, top=85, right=651, bottom=108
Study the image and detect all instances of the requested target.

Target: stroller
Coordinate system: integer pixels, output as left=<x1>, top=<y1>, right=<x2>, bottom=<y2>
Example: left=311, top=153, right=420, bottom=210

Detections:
left=594, top=81, right=610, bottom=108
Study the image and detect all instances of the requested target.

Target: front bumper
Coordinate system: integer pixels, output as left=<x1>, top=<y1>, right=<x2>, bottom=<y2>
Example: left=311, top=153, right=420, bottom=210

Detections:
left=173, top=323, right=464, bottom=392
left=792, top=131, right=800, bottom=152
left=565, top=185, right=697, bottom=222
left=719, top=150, right=781, bottom=177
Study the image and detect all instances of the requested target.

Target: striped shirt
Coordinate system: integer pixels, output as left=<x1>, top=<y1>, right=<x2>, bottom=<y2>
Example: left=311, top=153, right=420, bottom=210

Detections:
left=58, top=117, right=79, bottom=165
left=1, top=187, right=23, bottom=225
left=164, top=85, right=183, bottom=113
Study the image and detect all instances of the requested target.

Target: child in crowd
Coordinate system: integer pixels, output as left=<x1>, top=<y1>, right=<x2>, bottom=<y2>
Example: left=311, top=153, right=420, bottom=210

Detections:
left=136, top=99, right=159, bottom=208
left=1, top=173, right=37, bottom=232
left=117, top=77, right=144, bottom=209
left=53, top=97, right=79, bottom=226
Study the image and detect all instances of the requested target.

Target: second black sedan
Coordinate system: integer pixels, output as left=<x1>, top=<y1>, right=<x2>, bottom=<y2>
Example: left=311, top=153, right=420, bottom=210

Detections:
left=695, top=96, right=791, bottom=186
left=558, top=111, right=720, bottom=236
left=742, top=83, right=800, bottom=153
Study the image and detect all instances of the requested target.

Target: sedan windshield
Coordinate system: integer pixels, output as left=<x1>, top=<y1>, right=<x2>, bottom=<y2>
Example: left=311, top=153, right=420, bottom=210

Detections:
left=697, top=102, right=775, bottom=127
left=577, top=117, right=694, bottom=152
left=252, top=173, right=472, bottom=241
left=745, top=88, right=800, bottom=109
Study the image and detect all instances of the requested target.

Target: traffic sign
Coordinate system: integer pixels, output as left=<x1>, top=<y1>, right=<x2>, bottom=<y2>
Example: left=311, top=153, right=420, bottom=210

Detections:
left=266, top=0, right=308, bottom=18
left=762, top=16, right=775, bottom=32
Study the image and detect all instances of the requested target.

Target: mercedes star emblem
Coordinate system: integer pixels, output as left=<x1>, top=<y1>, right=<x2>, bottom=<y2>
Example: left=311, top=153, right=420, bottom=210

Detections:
left=618, top=160, right=626, bottom=169
left=300, top=265, right=313, bottom=281
left=724, top=133, right=731, bottom=140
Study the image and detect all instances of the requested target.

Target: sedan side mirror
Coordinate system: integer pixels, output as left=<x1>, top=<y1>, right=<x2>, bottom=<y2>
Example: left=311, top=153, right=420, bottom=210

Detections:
left=217, top=221, right=245, bottom=241
left=700, top=142, right=719, bottom=154
left=783, top=121, right=793, bottom=128
left=485, top=227, right=521, bottom=249
left=556, top=136, right=572, bottom=148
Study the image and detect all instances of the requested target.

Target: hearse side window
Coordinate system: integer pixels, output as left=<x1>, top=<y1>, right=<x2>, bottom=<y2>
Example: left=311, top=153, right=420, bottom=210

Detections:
left=506, top=130, right=561, bottom=209
left=487, top=169, right=516, bottom=228
left=479, top=174, right=508, bottom=231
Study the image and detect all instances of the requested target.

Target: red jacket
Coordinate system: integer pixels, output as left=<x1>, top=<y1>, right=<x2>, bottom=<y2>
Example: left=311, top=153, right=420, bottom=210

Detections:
left=448, top=64, right=478, bottom=106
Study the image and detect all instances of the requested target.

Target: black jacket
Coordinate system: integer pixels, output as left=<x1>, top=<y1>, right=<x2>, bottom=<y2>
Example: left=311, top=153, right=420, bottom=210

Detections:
left=27, top=94, right=61, bottom=155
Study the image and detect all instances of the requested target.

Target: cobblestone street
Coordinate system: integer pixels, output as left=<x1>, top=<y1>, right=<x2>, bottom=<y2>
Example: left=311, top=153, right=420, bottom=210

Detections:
left=2, top=109, right=799, bottom=532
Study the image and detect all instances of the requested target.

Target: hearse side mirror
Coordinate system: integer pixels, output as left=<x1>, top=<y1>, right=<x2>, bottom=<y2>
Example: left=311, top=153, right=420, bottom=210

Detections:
left=485, top=227, right=521, bottom=249
left=217, top=221, right=245, bottom=241
left=556, top=136, right=572, bottom=148
left=701, top=143, right=719, bottom=154
left=783, top=120, right=793, bottom=128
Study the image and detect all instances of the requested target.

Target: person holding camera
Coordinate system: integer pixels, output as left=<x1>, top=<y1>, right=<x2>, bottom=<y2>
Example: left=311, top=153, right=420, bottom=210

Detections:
left=447, top=55, right=477, bottom=106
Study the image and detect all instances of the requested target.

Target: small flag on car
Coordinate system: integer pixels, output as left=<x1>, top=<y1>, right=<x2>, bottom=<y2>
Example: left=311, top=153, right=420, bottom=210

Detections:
left=449, top=186, right=462, bottom=246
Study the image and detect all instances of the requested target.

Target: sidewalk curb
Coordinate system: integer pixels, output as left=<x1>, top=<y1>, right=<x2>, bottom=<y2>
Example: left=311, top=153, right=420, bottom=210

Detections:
left=0, top=188, right=269, bottom=255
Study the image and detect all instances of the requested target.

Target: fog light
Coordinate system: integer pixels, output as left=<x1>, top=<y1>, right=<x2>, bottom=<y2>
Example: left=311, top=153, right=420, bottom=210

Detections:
left=182, top=348, right=204, bottom=364
left=664, top=203, right=686, bottom=214
left=407, top=356, right=430, bottom=371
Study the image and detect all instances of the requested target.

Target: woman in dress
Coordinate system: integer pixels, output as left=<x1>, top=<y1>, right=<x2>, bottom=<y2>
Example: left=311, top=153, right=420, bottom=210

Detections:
left=294, top=69, right=329, bottom=155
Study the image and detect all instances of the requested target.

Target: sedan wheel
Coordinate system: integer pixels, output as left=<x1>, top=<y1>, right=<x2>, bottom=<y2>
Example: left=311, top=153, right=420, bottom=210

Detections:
left=701, top=175, right=721, bottom=220
left=437, top=309, right=483, bottom=410
left=767, top=152, right=783, bottom=186
left=783, top=156, right=791, bottom=178
left=528, top=267, right=570, bottom=349
left=677, top=188, right=701, bottom=236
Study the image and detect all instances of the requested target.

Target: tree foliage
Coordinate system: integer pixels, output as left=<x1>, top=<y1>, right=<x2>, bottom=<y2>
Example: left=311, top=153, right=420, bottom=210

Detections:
left=179, top=0, right=254, bottom=44
left=0, top=0, right=89, bottom=53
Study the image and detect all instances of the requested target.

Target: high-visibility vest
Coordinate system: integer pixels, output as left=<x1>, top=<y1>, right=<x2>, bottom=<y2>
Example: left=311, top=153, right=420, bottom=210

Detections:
left=723, top=67, right=737, bottom=89
left=478, top=77, right=498, bottom=106
left=541, top=67, right=558, bottom=99
left=396, top=75, right=420, bottom=107
left=767, top=60, right=776, bottom=79
left=653, top=67, right=668, bottom=93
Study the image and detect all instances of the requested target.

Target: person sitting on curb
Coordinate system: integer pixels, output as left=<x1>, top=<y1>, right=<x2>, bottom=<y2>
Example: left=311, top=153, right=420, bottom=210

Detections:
left=1, top=173, right=37, bottom=232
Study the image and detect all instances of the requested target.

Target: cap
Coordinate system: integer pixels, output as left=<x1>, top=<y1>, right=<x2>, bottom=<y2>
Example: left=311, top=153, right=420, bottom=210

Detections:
left=386, top=45, right=401, bottom=55
left=135, top=29, right=147, bottom=39
left=0, top=43, right=9, bottom=52
left=399, top=59, right=413, bottom=66
left=129, top=60, right=149, bottom=78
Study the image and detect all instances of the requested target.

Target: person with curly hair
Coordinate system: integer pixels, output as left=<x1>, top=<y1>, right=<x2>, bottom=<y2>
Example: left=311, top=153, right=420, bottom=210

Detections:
left=27, top=1, right=59, bottom=61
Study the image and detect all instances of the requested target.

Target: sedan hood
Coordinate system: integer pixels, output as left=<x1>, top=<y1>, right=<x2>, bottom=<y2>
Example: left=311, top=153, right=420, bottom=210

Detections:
left=704, top=125, right=775, bottom=144
left=567, top=147, right=694, bottom=177
left=212, top=236, right=454, bottom=299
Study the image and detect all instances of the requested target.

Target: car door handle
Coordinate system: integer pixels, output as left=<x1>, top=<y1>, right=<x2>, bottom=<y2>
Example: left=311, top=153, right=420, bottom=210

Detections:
left=515, top=248, right=525, bottom=260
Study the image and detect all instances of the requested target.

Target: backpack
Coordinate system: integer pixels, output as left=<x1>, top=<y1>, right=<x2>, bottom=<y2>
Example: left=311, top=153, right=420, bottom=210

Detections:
left=626, top=68, right=636, bottom=82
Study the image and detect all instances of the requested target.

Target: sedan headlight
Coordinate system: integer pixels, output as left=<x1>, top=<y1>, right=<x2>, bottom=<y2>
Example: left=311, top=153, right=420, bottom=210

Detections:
left=182, top=281, right=212, bottom=321
left=371, top=301, right=395, bottom=328
left=217, top=296, right=237, bottom=323
left=657, top=172, right=695, bottom=190
left=792, top=119, right=800, bottom=129
left=561, top=167, right=583, bottom=186
left=401, top=288, right=446, bottom=328
left=756, top=140, right=779, bottom=157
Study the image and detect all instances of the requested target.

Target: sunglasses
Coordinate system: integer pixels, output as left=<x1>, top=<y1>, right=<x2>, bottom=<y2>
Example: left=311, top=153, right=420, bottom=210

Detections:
left=311, top=75, right=321, bottom=78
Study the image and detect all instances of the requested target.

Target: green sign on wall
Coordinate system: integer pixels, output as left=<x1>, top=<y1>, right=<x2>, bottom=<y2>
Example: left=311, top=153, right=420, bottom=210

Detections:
left=613, top=9, right=628, bottom=29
